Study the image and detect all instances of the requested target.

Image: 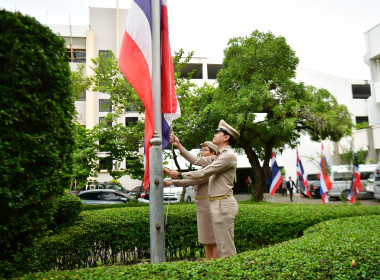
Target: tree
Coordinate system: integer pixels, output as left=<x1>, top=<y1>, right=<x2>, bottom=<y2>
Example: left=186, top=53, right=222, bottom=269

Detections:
left=70, top=52, right=145, bottom=190
left=0, top=11, right=75, bottom=277
left=166, top=50, right=216, bottom=169
left=70, top=124, right=99, bottom=189
left=338, top=138, right=367, bottom=165
left=175, top=30, right=353, bottom=202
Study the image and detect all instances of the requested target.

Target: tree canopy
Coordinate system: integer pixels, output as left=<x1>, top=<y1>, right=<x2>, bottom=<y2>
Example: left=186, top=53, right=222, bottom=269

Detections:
left=173, top=30, right=353, bottom=201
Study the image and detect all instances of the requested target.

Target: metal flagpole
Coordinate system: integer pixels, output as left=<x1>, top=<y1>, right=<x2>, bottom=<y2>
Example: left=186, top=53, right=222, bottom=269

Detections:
left=298, top=187, right=301, bottom=203
left=149, top=0, right=165, bottom=263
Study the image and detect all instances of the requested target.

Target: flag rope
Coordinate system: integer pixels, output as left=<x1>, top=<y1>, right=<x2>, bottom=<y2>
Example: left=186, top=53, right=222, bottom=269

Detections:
left=165, top=20, right=174, bottom=226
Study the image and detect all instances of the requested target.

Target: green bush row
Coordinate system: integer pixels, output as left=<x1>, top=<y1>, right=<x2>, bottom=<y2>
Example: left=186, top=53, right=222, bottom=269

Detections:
left=51, top=194, right=83, bottom=230
left=82, top=201, right=149, bottom=211
left=21, top=215, right=380, bottom=279
left=21, top=203, right=380, bottom=274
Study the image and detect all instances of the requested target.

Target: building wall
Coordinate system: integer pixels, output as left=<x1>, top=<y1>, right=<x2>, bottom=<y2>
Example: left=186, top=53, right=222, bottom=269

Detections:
left=364, top=22, right=380, bottom=163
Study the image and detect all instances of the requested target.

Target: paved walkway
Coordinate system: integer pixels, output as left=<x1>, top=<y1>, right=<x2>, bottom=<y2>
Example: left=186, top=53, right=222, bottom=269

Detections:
left=235, top=193, right=380, bottom=206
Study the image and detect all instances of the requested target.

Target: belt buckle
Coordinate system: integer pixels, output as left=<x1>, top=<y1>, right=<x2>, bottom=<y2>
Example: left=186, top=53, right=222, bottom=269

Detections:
left=209, top=197, right=215, bottom=202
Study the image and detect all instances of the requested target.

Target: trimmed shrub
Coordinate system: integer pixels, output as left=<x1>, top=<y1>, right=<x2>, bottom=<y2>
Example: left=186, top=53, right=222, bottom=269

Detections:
left=26, top=203, right=380, bottom=272
left=82, top=201, right=149, bottom=211
left=51, top=194, right=83, bottom=229
left=0, top=10, right=74, bottom=277
left=21, top=215, right=380, bottom=279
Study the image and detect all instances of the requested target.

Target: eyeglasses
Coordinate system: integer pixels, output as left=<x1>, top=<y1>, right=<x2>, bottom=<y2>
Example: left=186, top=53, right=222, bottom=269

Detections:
left=200, top=148, right=210, bottom=153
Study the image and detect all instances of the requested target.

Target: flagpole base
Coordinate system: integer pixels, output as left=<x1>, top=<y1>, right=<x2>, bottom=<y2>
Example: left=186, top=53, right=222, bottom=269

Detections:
left=149, top=131, right=165, bottom=263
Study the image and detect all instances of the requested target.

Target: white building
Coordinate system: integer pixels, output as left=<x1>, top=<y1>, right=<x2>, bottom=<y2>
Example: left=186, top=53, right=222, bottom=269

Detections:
left=49, top=7, right=379, bottom=193
left=50, top=7, right=142, bottom=189
left=364, top=23, right=380, bottom=160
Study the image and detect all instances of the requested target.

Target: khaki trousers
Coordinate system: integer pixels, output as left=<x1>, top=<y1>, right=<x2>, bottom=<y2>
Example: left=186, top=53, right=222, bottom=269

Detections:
left=210, top=196, right=238, bottom=257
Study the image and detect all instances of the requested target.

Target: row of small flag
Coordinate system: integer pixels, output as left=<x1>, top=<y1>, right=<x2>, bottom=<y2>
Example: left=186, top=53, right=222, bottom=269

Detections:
left=269, top=142, right=363, bottom=204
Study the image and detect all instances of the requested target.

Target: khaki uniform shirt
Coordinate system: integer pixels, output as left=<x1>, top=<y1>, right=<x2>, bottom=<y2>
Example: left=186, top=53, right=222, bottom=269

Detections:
left=180, top=145, right=237, bottom=197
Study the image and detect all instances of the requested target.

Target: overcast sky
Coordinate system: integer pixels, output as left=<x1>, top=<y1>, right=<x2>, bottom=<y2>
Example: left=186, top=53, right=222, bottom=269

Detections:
left=2, top=0, right=380, bottom=80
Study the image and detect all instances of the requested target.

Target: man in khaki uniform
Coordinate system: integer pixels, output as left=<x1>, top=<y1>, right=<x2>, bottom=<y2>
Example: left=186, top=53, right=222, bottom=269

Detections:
left=168, top=120, right=240, bottom=257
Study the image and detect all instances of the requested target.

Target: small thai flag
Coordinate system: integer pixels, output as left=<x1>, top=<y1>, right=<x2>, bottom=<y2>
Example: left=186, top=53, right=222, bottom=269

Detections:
left=269, top=153, right=283, bottom=196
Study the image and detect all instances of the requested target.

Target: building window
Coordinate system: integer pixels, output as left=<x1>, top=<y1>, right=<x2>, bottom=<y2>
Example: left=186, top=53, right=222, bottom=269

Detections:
left=99, top=50, right=111, bottom=59
left=126, top=103, right=138, bottom=112
left=99, top=50, right=111, bottom=73
left=356, top=116, right=369, bottom=124
left=99, top=136, right=109, bottom=152
left=352, top=84, right=371, bottom=99
left=125, top=117, right=138, bottom=127
left=99, top=99, right=112, bottom=112
left=76, top=91, right=86, bottom=101
left=100, top=156, right=113, bottom=171
left=126, top=156, right=141, bottom=170
left=126, top=117, right=139, bottom=151
left=99, top=117, right=112, bottom=127
left=207, top=64, right=223, bottom=79
left=179, top=63, right=203, bottom=79
left=66, top=48, right=86, bottom=62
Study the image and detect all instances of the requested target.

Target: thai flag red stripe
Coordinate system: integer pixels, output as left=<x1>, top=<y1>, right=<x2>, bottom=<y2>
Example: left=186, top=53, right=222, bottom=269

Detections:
left=320, top=142, right=332, bottom=204
left=353, top=166, right=363, bottom=191
left=349, top=148, right=364, bottom=203
left=347, top=186, right=357, bottom=203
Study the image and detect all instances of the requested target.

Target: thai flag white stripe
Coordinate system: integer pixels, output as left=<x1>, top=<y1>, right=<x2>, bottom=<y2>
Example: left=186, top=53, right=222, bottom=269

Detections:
left=163, top=99, right=181, bottom=126
left=126, top=0, right=152, bottom=77
left=320, top=171, right=329, bottom=193
left=321, top=193, right=329, bottom=204
left=270, top=172, right=282, bottom=195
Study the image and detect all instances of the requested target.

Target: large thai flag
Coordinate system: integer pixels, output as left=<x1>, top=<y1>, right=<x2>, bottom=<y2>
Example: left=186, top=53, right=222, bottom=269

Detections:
left=269, top=153, right=283, bottom=196
left=348, top=147, right=363, bottom=203
left=296, top=149, right=310, bottom=197
left=119, top=0, right=180, bottom=191
left=319, top=142, right=332, bottom=204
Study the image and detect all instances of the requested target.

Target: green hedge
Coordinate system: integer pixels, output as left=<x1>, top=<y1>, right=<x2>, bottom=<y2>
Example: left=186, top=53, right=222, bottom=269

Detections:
left=0, top=10, right=74, bottom=278
left=51, top=194, right=83, bottom=230
left=21, top=215, right=380, bottom=279
left=82, top=201, right=149, bottom=211
left=22, top=203, right=380, bottom=274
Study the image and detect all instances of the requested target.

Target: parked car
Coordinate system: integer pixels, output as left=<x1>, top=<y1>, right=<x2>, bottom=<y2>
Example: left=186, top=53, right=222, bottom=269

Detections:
left=78, top=189, right=132, bottom=205
left=104, top=182, right=129, bottom=193
left=138, top=185, right=195, bottom=203
left=137, top=195, right=150, bottom=203
left=126, top=186, right=141, bottom=199
left=87, top=182, right=106, bottom=190
left=306, top=173, right=321, bottom=198
left=373, top=175, right=380, bottom=200
left=329, top=164, right=376, bottom=200
left=163, top=185, right=195, bottom=203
